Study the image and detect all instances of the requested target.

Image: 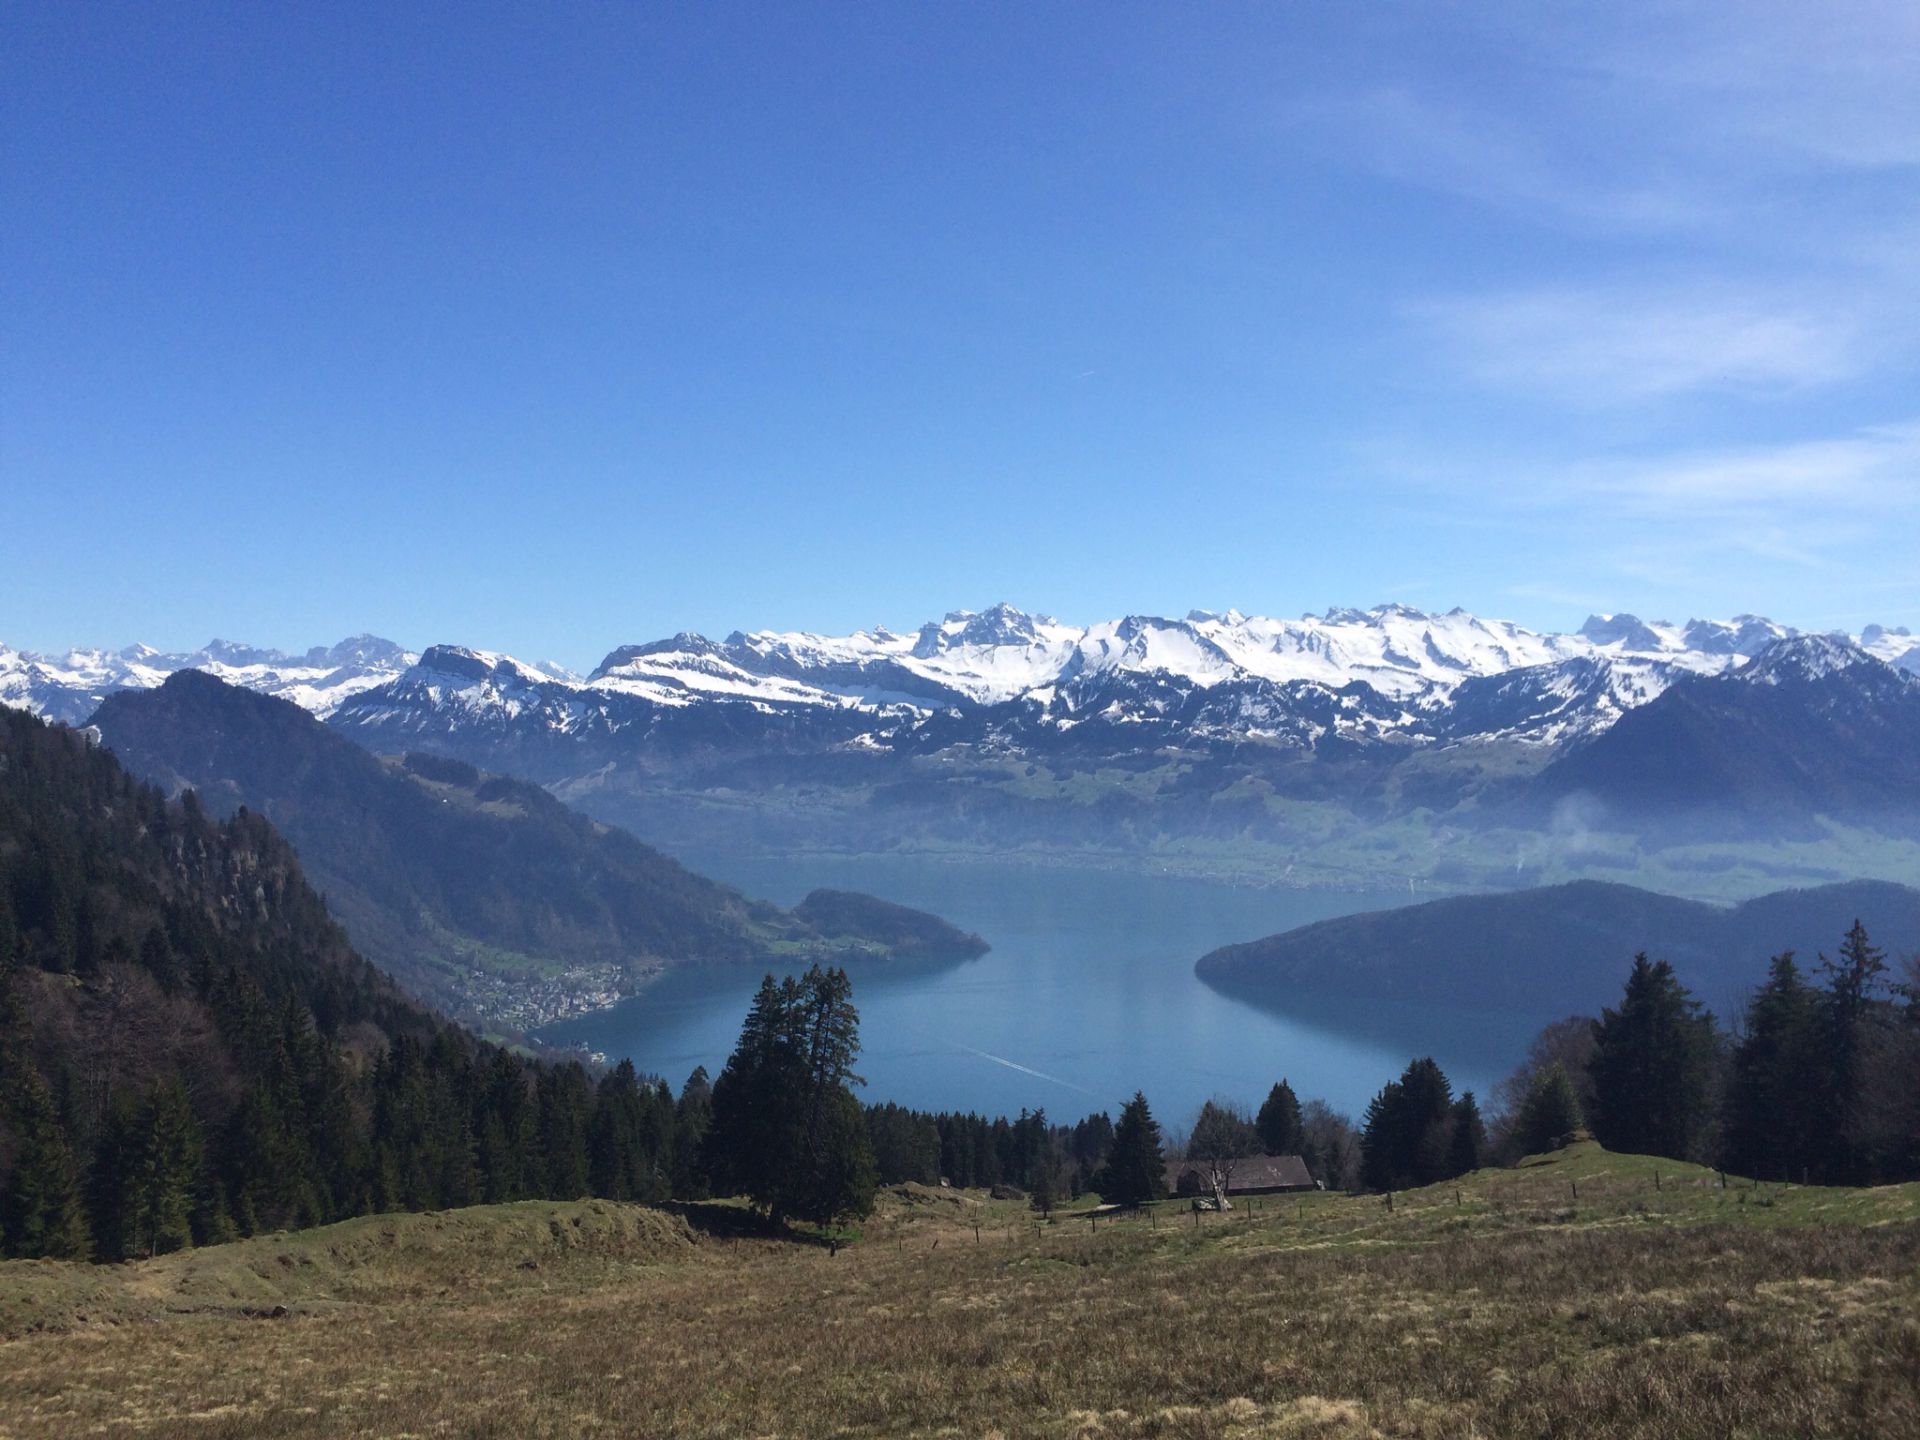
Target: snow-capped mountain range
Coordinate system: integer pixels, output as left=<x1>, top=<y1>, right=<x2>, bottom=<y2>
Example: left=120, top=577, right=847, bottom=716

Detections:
left=13, top=604, right=1919, bottom=867
left=581, top=603, right=1919, bottom=734
left=6, top=605, right=1917, bottom=749
left=0, top=634, right=426, bottom=725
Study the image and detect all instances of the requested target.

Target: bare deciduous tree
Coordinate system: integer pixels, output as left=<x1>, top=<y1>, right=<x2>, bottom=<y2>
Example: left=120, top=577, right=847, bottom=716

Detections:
left=1187, top=1099, right=1257, bottom=1210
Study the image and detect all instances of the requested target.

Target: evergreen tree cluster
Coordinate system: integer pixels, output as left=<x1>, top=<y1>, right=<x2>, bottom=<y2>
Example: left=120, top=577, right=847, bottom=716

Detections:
left=0, top=709, right=711, bottom=1260
left=1358, top=1058, right=1484, bottom=1192
left=1718, top=927, right=1917, bottom=1184
left=1492, top=935, right=1920, bottom=1187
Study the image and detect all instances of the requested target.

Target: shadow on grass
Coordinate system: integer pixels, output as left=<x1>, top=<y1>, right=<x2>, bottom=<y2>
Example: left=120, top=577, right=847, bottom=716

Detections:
left=663, top=1200, right=850, bottom=1249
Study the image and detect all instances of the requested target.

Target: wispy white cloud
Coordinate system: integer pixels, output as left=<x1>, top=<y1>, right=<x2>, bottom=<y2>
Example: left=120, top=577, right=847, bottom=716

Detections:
left=1282, top=4, right=1920, bottom=410
left=1290, top=85, right=1715, bottom=236
left=1579, top=422, right=1920, bottom=518
left=1372, top=420, right=1920, bottom=590
left=1577, top=0, right=1920, bottom=172
left=1413, top=287, right=1869, bottom=403
left=1292, top=4, right=1920, bottom=238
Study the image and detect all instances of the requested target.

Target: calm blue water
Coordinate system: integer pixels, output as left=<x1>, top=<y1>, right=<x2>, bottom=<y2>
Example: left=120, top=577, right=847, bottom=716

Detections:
left=538, top=855, right=1525, bottom=1124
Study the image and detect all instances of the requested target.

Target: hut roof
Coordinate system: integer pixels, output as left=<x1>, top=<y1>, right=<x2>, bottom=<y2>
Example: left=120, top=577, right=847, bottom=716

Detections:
left=1167, top=1153, right=1314, bottom=1193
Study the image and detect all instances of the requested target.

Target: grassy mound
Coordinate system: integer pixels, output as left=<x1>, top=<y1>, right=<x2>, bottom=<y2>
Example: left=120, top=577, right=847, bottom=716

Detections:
left=0, top=1199, right=699, bottom=1339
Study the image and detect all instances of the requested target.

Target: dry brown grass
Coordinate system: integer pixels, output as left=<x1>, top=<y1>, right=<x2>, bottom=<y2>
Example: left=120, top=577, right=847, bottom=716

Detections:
left=3, top=1145, right=1917, bottom=1439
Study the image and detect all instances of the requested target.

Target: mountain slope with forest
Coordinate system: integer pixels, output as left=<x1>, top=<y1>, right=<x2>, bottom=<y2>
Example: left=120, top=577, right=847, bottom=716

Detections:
left=1196, top=878, right=1920, bottom=1023
left=0, top=704, right=740, bottom=1262
left=88, top=673, right=986, bottom=1030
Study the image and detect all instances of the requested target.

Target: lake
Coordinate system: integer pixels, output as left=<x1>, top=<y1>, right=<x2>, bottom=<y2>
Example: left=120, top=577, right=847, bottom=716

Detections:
left=538, top=854, right=1534, bottom=1124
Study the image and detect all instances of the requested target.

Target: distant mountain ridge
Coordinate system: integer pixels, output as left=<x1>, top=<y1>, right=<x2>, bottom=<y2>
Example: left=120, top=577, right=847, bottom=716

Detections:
left=339, top=604, right=1917, bottom=750
left=88, top=673, right=986, bottom=1032
left=9, top=604, right=1918, bottom=884
left=11, top=604, right=1916, bottom=741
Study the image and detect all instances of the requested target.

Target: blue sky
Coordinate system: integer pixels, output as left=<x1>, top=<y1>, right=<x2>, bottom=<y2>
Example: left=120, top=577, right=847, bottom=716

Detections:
left=5, top=2, right=1917, bottom=670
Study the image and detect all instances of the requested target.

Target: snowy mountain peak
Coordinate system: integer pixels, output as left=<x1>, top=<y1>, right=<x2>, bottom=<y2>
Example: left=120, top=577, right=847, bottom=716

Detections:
left=311, top=634, right=412, bottom=668
left=417, top=644, right=564, bottom=687
left=1579, top=613, right=1668, bottom=650
left=913, top=603, right=1057, bottom=657
left=1737, top=634, right=1883, bottom=686
left=201, top=638, right=287, bottom=667
left=592, top=633, right=726, bottom=677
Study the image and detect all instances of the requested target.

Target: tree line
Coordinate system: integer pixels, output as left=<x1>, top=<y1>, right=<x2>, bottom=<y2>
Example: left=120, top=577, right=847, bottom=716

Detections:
left=1487, top=926, right=1919, bottom=1186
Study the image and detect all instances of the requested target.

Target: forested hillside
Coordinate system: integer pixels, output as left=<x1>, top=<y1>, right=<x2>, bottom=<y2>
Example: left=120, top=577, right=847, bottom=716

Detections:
left=1196, top=878, right=1920, bottom=1020
left=0, top=708, right=702, bottom=1260
left=89, top=672, right=985, bottom=1028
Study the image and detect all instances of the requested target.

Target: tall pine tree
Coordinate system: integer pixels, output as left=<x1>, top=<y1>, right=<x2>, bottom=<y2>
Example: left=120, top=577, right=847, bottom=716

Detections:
left=1722, top=952, right=1822, bottom=1182
left=1587, top=955, right=1718, bottom=1163
left=1099, top=1092, right=1166, bottom=1207
left=1255, top=1079, right=1303, bottom=1156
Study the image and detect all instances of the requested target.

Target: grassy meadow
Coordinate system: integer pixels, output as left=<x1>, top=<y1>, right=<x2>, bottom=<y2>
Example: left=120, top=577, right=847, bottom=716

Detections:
left=2, top=1142, right=1917, bottom=1439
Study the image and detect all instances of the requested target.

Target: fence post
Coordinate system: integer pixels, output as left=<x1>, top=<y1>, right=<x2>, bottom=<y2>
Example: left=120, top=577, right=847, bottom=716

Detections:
left=1386, top=1190, right=1394, bottom=1212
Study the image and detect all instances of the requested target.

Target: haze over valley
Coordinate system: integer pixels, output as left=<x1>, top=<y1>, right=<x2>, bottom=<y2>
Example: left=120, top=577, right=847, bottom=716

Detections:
left=11, top=600, right=1919, bottom=908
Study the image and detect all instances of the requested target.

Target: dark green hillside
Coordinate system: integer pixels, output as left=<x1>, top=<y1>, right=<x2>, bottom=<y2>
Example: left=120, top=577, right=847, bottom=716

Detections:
left=1196, top=878, right=1920, bottom=1021
left=790, top=889, right=988, bottom=963
left=0, top=705, right=690, bottom=1261
left=89, top=673, right=985, bottom=1028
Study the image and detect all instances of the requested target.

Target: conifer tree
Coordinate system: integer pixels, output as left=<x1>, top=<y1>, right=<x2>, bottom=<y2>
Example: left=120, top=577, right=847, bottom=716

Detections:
left=704, top=967, right=874, bottom=1225
left=1255, top=1078, right=1303, bottom=1155
left=1587, top=955, right=1718, bottom=1162
left=1511, top=1064, right=1583, bottom=1156
left=1360, top=1058, right=1457, bottom=1190
left=1722, top=952, right=1821, bottom=1181
left=589, top=1060, right=646, bottom=1201
left=133, top=1079, right=202, bottom=1256
left=477, top=1050, right=536, bottom=1203
left=0, top=993, right=91, bottom=1260
left=1817, top=921, right=1889, bottom=1183
left=704, top=974, right=807, bottom=1207
left=89, top=1093, right=143, bottom=1260
left=1448, top=1091, right=1485, bottom=1177
left=1100, top=1092, right=1166, bottom=1207
left=671, top=1067, right=713, bottom=1200
left=537, top=1063, right=594, bottom=1200
left=794, top=1086, right=877, bottom=1228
